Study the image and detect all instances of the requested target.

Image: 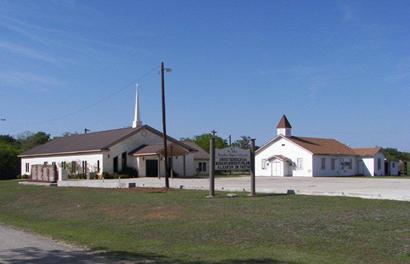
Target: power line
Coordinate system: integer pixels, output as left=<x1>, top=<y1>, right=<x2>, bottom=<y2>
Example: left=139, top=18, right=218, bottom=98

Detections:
left=33, top=65, right=158, bottom=124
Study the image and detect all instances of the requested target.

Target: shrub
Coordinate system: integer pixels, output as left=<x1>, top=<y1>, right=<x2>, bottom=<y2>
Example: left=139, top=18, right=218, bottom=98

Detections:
left=102, top=172, right=114, bottom=179
left=119, top=166, right=138, bottom=178
left=68, top=173, right=87, bottom=180
left=16, top=174, right=29, bottom=179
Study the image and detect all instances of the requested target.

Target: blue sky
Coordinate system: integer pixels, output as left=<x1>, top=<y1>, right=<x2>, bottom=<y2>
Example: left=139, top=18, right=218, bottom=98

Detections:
left=0, top=0, right=409, bottom=151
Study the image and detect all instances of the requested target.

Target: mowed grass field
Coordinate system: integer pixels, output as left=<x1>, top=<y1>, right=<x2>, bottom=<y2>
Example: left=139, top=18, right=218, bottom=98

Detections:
left=0, top=180, right=409, bottom=264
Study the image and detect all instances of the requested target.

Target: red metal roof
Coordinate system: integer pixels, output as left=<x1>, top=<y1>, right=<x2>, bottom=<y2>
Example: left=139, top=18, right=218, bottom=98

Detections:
left=276, top=115, right=292, bottom=128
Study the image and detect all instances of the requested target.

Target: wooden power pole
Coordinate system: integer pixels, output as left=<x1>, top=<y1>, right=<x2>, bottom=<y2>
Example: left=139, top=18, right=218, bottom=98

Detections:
left=160, top=62, right=169, bottom=188
left=208, top=130, right=216, bottom=198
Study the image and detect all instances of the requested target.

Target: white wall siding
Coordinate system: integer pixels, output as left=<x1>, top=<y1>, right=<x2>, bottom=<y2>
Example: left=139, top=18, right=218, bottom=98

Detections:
left=373, top=152, right=386, bottom=176
left=193, top=159, right=209, bottom=176
left=312, top=155, right=357, bottom=176
left=103, top=128, right=164, bottom=174
left=21, top=153, right=103, bottom=176
left=360, top=157, right=374, bottom=176
left=255, top=137, right=313, bottom=177
left=104, top=128, right=198, bottom=177
left=389, top=161, right=399, bottom=176
left=21, top=127, right=198, bottom=178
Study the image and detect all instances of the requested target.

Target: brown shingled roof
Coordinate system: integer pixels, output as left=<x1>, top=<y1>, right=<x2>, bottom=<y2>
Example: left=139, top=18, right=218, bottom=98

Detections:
left=182, top=141, right=209, bottom=160
left=353, top=147, right=382, bottom=157
left=276, top=115, right=292, bottom=128
left=287, top=136, right=356, bottom=155
left=130, top=143, right=190, bottom=157
left=19, top=125, right=195, bottom=157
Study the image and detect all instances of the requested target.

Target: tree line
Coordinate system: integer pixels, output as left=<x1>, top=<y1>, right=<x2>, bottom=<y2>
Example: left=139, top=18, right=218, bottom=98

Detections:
left=0, top=132, right=50, bottom=179
left=181, top=134, right=256, bottom=152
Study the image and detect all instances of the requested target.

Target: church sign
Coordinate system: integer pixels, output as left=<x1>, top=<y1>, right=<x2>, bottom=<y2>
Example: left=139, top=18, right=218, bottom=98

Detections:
left=215, top=147, right=251, bottom=170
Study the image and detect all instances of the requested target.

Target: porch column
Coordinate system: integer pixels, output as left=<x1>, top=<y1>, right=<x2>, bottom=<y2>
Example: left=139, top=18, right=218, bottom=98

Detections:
left=157, top=155, right=161, bottom=179
left=183, top=155, right=186, bottom=177
left=170, top=145, right=174, bottom=178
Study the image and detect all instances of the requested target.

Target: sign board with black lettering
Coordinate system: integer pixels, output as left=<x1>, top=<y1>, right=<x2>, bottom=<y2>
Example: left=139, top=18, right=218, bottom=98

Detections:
left=215, top=147, right=251, bottom=170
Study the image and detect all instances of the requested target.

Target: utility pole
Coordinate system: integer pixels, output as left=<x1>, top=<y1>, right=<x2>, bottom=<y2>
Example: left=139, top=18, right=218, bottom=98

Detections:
left=208, top=130, right=216, bottom=198
left=228, top=135, right=232, bottom=146
left=161, top=61, right=169, bottom=188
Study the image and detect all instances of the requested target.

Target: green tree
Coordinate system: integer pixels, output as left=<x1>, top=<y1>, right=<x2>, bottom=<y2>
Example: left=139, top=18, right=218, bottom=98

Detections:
left=188, top=133, right=227, bottom=152
left=232, top=136, right=252, bottom=149
left=17, top=131, right=50, bottom=152
left=383, top=148, right=410, bottom=161
left=0, top=140, right=20, bottom=179
left=0, top=131, right=51, bottom=179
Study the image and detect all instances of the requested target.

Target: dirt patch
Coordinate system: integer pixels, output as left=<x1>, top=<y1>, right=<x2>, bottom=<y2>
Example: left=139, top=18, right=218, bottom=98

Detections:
left=116, top=187, right=168, bottom=193
left=143, top=207, right=181, bottom=220
left=76, top=187, right=168, bottom=193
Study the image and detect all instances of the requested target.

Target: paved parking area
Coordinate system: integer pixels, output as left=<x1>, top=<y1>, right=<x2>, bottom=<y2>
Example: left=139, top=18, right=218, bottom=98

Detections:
left=57, top=176, right=410, bottom=201
left=0, top=224, right=109, bottom=264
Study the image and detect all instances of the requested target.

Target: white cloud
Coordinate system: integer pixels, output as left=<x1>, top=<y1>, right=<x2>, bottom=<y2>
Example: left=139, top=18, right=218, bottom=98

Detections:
left=0, top=41, right=61, bottom=65
left=0, top=72, right=64, bottom=91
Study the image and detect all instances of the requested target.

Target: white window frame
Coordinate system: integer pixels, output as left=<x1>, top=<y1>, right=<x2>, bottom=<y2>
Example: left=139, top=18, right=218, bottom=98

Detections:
left=261, top=159, right=267, bottom=170
left=296, top=158, right=303, bottom=170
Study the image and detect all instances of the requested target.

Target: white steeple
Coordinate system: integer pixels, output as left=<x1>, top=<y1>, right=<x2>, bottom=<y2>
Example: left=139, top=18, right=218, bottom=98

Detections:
left=132, top=84, right=142, bottom=128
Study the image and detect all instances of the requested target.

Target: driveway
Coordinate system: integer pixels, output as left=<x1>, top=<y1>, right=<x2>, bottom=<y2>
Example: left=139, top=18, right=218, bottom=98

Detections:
left=57, top=176, right=410, bottom=201
left=0, top=224, right=111, bottom=264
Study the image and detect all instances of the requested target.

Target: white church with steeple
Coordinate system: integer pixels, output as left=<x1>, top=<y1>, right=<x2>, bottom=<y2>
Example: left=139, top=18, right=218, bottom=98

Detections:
left=19, top=87, right=209, bottom=181
left=255, top=115, right=388, bottom=177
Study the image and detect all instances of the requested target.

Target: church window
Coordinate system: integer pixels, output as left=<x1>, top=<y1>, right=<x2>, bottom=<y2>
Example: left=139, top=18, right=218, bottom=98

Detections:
left=297, top=158, right=303, bottom=170
left=321, top=158, right=326, bottom=170
left=82, top=161, right=87, bottom=173
left=25, top=163, right=29, bottom=173
left=198, top=162, right=207, bottom=172
left=377, top=158, right=381, bottom=170
left=121, top=152, right=127, bottom=169
left=331, top=159, right=335, bottom=170
left=262, top=159, right=267, bottom=169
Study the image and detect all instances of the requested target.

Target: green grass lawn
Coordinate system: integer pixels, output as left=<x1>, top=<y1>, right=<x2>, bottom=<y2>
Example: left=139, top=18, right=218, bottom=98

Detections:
left=0, top=180, right=409, bottom=264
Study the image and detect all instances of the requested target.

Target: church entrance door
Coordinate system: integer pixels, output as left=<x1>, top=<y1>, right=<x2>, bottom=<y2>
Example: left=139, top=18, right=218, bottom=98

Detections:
left=146, top=160, right=159, bottom=177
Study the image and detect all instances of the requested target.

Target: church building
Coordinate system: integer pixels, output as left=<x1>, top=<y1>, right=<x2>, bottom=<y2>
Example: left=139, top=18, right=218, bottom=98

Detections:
left=19, top=87, right=209, bottom=180
left=255, top=115, right=388, bottom=177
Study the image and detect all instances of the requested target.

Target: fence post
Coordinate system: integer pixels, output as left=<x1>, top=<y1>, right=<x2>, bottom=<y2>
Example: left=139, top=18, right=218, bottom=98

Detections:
left=250, top=138, right=256, bottom=196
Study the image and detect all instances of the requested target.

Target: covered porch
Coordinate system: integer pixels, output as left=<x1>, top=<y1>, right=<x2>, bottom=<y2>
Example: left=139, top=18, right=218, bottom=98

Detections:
left=129, top=143, right=190, bottom=177
left=267, top=155, right=293, bottom=177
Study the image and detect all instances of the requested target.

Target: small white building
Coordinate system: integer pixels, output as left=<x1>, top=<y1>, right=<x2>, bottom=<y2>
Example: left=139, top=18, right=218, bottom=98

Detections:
left=388, top=160, right=399, bottom=176
left=352, top=147, right=386, bottom=176
left=182, top=141, right=209, bottom=176
left=256, top=115, right=390, bottom=177
left=19, top=87, right=208, bottom=181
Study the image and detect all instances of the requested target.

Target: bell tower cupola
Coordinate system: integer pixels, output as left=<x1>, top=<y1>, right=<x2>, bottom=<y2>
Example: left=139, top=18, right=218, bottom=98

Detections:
left=276, top=115, right=292, bottom=137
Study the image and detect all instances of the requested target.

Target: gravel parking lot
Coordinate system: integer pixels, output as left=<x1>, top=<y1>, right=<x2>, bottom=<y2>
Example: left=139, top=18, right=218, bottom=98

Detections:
left=57, top=176, right=410, bottom=201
